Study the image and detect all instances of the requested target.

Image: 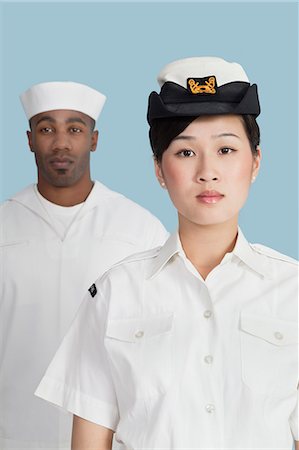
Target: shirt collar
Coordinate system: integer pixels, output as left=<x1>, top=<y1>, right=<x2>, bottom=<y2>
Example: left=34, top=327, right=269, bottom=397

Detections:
left=232, top=228, right=272, bottom=279
left=147, top=228, right=272, bottom=280
left=147, top=232, right=182, bottom=279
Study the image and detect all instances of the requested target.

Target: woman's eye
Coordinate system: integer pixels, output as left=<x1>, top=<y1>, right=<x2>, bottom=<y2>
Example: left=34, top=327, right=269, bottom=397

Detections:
left=218, top=147, right=235, bottom=155
left=177, top=149, right=195, bottom=158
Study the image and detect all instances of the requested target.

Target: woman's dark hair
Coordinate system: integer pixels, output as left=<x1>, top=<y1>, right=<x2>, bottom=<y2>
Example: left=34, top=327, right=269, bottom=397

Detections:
left=149, top=114, right=260, bottom=162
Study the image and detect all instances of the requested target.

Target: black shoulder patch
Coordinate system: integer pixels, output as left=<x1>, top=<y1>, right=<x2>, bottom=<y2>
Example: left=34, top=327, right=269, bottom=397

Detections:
left=88, top=283, right=97, bottom=298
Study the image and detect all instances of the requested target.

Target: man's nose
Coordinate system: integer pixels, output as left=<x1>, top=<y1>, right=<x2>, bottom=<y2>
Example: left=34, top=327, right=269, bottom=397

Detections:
left=52, top=131, right=71, bottom=151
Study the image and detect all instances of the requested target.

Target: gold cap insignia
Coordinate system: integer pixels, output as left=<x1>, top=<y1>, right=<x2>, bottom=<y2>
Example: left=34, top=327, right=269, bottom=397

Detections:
left=187, top=76, right=217, bottom=95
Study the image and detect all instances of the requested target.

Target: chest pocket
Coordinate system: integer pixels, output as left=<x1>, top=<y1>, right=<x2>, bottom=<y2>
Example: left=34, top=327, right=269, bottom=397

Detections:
left=105, top=314, right=174, bottom=403
left=240, top=313, right=298, bottom=395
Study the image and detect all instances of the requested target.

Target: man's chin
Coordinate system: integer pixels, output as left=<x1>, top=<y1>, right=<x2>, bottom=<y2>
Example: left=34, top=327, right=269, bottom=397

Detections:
left=48, top=176, right=76, bottom=188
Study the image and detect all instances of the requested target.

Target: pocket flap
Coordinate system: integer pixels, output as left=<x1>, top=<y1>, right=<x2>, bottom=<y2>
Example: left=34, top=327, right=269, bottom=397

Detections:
left=240, top=313, right=298, bottom=346
left=106, top=314, right=174, bottom=343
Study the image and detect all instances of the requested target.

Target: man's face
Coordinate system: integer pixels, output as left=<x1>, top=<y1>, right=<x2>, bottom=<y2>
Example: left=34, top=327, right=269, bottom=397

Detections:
left=27, top=109, right=98, bottom=188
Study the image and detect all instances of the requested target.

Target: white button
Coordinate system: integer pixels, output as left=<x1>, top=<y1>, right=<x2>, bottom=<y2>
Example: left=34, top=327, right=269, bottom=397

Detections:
left=203, top=310, right=212, bottom=319
left=204, top=355, right=213, bottom=364
left=135, top=330, right=144, bottom=339
left=274, top=331, right=283, bottom=340
left=205, top=403, right=215, bottom=413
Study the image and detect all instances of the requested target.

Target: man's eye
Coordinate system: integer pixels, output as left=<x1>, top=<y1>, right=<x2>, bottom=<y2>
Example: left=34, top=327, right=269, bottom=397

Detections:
left=40, top=127, right=53, bottom=134
left=218, top=147, right=235, bottom=155
left=70, top=127, right=82, bottom=133
left=177, top=149, right=195, bottom=157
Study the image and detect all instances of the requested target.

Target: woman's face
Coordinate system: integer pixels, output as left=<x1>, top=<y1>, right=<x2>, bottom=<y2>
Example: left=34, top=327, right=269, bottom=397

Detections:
left=155, top=115, right=261, bottom=228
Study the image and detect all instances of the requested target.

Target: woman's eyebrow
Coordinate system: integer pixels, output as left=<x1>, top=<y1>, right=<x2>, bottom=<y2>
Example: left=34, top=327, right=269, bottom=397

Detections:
left=212, top=132, right=241, bottom=139
left=172, top=132, right=241, bottom=142
left=172, top=135, right=196, bottom=141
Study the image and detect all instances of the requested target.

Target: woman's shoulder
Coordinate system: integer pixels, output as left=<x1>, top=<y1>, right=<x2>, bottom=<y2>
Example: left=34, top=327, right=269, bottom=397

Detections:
left=250, top=243, right=298, bottom=267
left=97, top=245, right=162, bottom=285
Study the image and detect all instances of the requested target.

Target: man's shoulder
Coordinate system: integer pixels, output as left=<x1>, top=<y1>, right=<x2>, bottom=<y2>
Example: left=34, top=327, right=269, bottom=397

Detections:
left=0, top=185, right=35, bottom=210
left=92, top=181, right=168, bottom=242
left=93, top=181, right=155, bottom=213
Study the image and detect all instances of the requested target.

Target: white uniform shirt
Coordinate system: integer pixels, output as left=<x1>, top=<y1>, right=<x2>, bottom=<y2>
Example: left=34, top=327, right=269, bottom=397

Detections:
left=34, top=186, right=84, bottom=238
left=0, top=181, right=168, bottom=449
left=36, top=230, right=298, bottom=450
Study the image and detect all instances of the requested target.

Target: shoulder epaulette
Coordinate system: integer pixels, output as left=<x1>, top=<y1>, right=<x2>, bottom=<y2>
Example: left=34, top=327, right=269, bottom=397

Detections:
left=250, top=243, right=298, bottom=266
left=92, top=245, right=162, bottom=287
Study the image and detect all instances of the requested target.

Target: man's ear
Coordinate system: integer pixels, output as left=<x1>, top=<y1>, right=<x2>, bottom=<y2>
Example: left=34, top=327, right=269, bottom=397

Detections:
left=90, top=130, right=99, bottom=152
left=27, top=130, right=34, bottom=153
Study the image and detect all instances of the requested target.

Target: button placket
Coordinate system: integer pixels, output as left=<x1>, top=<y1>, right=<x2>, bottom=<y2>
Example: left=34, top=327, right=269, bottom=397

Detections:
left=200, top=288, right=216, bottom=419
left=202, top=307, right=214, bottom=367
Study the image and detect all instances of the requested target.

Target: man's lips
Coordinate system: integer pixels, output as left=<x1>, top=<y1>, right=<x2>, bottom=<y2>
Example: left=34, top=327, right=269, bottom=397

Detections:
left=49, top=158, right=74, bottom=170
left=197, top=190, right=224, bottom=204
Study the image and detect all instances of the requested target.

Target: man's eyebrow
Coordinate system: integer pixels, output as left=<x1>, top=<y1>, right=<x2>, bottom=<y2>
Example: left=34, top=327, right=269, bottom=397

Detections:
left=34, top=116, right=89, bottom=127
left=65, top=117, right=88, bottom=126
left=35, top=116, right=55, bottom=126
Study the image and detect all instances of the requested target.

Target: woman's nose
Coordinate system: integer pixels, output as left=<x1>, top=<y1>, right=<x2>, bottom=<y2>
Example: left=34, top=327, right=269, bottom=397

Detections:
left=196, top=156, right=219, bottom=183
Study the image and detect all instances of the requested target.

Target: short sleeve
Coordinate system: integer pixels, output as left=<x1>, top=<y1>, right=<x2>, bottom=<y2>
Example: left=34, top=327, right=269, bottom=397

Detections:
left=35, top=287, right=119, bottom=431
left=289, top=389, right=299, bottom=441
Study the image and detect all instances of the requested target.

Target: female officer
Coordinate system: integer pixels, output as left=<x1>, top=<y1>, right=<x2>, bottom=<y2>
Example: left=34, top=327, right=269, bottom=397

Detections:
left=36, top=57, right=298, bottom=450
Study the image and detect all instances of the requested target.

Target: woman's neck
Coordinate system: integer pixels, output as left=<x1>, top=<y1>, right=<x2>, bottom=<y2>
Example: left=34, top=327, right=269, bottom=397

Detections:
left=178, top=216, right=238, bottom=280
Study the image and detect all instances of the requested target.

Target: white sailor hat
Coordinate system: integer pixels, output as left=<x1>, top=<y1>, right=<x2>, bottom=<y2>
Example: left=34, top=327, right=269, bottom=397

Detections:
left=147, top=56, right=260, bottom=124
left=20, top=81, right=106, bottom=121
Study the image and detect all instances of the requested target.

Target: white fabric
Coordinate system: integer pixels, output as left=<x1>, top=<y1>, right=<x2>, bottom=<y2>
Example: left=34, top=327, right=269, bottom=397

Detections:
left=35, top=186, right=84, bottom=239
left=157, top=56, right=249, bottom=88
left=20, top=81, right=106, bottom=121
left=36, top=230, right=298, bottom=449
left=0, top=181, right=168, bottom=449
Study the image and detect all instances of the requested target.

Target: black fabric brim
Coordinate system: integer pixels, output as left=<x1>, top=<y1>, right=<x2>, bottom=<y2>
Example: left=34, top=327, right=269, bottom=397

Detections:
left=147, top=82, right=260, bottom=125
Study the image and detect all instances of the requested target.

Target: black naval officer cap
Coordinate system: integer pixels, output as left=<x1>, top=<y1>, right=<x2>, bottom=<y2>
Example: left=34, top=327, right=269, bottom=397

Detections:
left=147, top=56, right=260, bottom=125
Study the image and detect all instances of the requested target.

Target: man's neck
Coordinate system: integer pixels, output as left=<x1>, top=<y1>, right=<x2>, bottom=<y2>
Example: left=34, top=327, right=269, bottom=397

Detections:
left=179, top=217, right=238, bottom=279
left=37, top=180, right=94, bottom=207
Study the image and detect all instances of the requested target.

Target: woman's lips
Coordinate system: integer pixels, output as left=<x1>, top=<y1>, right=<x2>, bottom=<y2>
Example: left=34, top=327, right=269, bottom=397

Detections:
left=197, top=190, right=224, bottom=204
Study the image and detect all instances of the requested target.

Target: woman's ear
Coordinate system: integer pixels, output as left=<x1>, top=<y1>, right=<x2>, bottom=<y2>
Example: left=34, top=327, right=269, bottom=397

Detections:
left=251, top=146, right=262, bottom=182
left=154, top=159, right=166, bottom=188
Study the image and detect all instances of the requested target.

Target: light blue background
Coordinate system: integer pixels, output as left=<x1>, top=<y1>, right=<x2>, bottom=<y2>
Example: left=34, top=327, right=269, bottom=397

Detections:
left=0, top=1, right=298, bottom=257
